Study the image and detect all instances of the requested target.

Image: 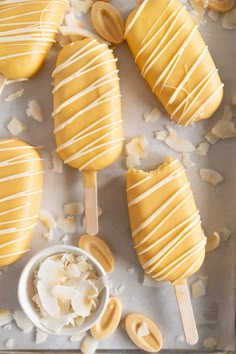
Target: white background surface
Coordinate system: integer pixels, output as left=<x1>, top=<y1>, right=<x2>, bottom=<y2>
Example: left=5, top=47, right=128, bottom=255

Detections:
left=0, top=0, right=235, bottom=351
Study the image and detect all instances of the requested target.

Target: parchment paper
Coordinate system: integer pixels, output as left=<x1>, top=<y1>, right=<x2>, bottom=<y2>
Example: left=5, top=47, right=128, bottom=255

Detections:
left=0, top=0, right=235, bottom=351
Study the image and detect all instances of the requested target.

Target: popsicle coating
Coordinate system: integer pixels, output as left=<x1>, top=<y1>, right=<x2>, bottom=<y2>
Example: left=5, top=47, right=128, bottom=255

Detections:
left=126, top=158, right=206, bottom=285
left=125, top=0, right=223, bottom=126
left=0, top=0, right=67, bottom=80
left=53, top=38, right=123, bottom=171
left=0, top=139, right=43, bottom=266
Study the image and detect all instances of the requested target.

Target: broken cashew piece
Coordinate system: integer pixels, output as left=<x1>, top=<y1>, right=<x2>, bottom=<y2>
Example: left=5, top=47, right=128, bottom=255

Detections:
left=90, top=297, right=121, bottom=340
left=91, top=1, right=124, bottom=45
left=78, top=234, right=115, bottom=273
left=206, top=232, right=220, bottom=253
left=125, top=313, right=163, bottom=353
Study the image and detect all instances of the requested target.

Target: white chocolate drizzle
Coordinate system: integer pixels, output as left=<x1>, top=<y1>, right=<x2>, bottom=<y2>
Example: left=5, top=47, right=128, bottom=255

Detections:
left=53, top=39, right=123, bottom=171
left=127, top=159, right=206, bottom=285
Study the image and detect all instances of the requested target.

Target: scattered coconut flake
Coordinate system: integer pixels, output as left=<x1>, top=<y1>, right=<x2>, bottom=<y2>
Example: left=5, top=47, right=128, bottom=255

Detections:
left=208, top=9, right=219, bottom=22
left=4, top=88, right=24, bottom=102
left=71, top=332, right=87, bottom=342
left=221, top=105, right=233, bottom=121
left=196, top=142, right=210, bottom=156
left=127, top=265, right=135, bottom=274
left=199, top=168, right=223, bottom=186
left=3, top=323, right=12, bottom=330
left=112, top=283, right=125, bottom=295
left=81, top=335, right=98, bottom=354
left=203, top=337, right=217, bottom=350
left=175, top=334, right=185, bottom=343
left=7, top=117, right=28, bottom=136
left=154, top=130, right=168, bottom=141
left=232, top=94, right=236, bottom=105
left=56, top=32, right=72, bottom=47
left=191, top=279, right=206, bottom=298
left=126, top=136, right=148, bottom=168
left=71, top=0, right=84, bottom=17
left=205, top=131, right=219, bottom=144
left=64, top=202, right=84, bottom=216
left=57, top=215, right=76, bottom=233
left=0, top=74, right=7, bottom=96
left=143, top=107, right=161, bottom=122
left=26, top=100, right=44, bottom=122
left=198, top=275, right=208, bottom=288
left=81, top=0, right=93, bottom=13
left=13, top=310, right=34, bottom=333
left=5, top=338, right=15, bottom=349
left=51, top=150, right=63, bottom=173
left=212, top=120, right=236, bottom=139
left=97, top=206, right=103, bottom=217
left=42, top=230, right=54, bottom=241
left=206, top=231, right=220, bottom=252
left=164, top=126, right=195, bottom=153
left=0, top=309, right=13, bottom=326
left=60, top=26, right=110, bottom=45
left=39, top=210, right=56, bottom=230
left=61, top=234, right=70, bottom=244
left=222, top=9, right=236, bottom=30
left=182, top=152, right=195, bottom=168
left=220, top=227, right=232, bottom=242
left=35, top=328, right=48, bottom=344
left=137, top=322, right=150, bottom=337
left=65, top=10, right=82, bottom=27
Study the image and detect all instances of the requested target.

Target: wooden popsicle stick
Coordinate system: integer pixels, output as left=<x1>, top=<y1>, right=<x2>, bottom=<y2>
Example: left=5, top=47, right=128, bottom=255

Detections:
left=174, top=280, right=198, bottom=345
left=83, top=170, right=98, bottom=236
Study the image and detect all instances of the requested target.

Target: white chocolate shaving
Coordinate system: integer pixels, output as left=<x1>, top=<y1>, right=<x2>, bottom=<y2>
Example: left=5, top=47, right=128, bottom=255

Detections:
left=26, top=100, right=44, bottom=123
left=7, top=117, right=28, bottom=136
left=4, top=89, right=24, bottom=102
left=199, top=168, right=223, bottom=186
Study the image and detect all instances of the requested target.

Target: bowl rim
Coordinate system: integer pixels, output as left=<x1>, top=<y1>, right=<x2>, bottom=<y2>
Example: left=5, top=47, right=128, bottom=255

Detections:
left=17, top=245, right=109, bottom=336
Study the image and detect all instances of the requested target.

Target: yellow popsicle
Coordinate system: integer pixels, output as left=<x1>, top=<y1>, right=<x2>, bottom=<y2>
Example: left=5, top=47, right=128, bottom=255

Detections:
left=0, top=139, right=44, bottom=266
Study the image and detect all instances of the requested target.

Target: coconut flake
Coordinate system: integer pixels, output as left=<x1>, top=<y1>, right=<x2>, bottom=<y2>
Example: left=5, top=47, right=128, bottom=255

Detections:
left=126, top=136, right=148, bottom=168
left=221, top=105, right=233, bottom=121
left=7, top=117, right=28, bottom=136
left=191, top=279, right=206, bottom=298
left=164, top=127, right=195, bottom=153
left=5, top=338, right=15, bottom=349
left=203, top=337, right=217, bottom=350
left=3, top=323, right=12, bottom=331
left=39, top=210, right=56, bottom=230
left=37, top=281, right=61, bottom=318
left=208, top=9, right=219, bottom=22
left=111, top=283, right=125, bottom=295
left=205, top=131, right=219, bottom=144
left=199, top=168, right=223, bottom=186
left=127, top=265, right=135, bottom=274
left=60, top=26, right=110, bottom=45
left=154, top=130, right=168, bottom=141
left=232, top=94, right=236, bottom=105
left=13, top=310, right=34, bottom=333
left=220, top=227, right=232, bottom=242
left=4, top=88, right=24, bottom=102
left=137, top=322, right=150, bottom=337
left=35, top=328, right=48, bottom=344
left=198, top=275, right=208, bottom=288
left=0, top=74, right=7, bottom=96
left=143, top=107, right=161, bottom=122
left=126, top=153, right=141, bottom=168
left=142, top=274, right=162, bottom=287
left=81, top=336, right=98, bottom=354
left=51, top=150, right=63, bottom=173
left=182, top=152, right=195, bottom=168
left=212, top=120, right=236, bottom=139
left=196, top=142, right=210, bottom=156
left=175, top=334, right=185, bottom=343
left=26, top=100, right=44, bottom=122
left=38, top=257, right=63, bottom=285
left=0, top=309, right=13, bottom=326
left=81, top=0, right=93, bottom=13
left=64, top=202, right=84, bottom=216
left=61, top=234, right=70, bottom=244
left=57, top=215, right=76, bottom=233
left=222, top=9, right=236, bottom=30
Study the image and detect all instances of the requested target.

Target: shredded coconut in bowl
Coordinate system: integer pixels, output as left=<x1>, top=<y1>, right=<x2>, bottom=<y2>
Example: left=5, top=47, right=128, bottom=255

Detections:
left=32, top=253, right=106, bottom=334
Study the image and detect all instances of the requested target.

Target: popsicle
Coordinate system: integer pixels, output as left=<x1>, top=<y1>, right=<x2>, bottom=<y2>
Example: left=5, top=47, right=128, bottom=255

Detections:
left=0, top=0, right=67, bottom=80
left=124, top=0, right=223, bottom=126
left=126, top=157, right=206, bottom=344
left=0, top=138, right=44, bottom=266
left=53, top=38, right=123, bottom=235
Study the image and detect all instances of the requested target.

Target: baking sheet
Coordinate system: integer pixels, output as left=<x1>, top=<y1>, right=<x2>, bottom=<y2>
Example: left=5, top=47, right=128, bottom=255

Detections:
left=0, top=0, right=235, bottom=351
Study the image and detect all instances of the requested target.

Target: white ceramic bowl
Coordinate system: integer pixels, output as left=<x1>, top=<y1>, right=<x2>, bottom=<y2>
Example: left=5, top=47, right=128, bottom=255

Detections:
left=18, top=245, right=109, bottom=335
